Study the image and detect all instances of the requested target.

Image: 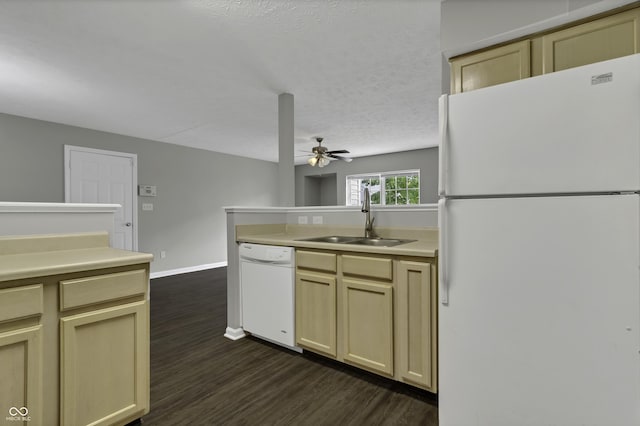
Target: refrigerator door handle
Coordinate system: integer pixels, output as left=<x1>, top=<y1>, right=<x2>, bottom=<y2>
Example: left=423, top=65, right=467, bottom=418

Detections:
left=438, top=94, right=449, bottom=197
left=438, top=198, right=449, bottom=305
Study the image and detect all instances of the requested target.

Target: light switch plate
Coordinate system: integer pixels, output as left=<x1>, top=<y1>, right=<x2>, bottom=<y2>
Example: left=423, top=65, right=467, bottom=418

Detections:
left=142, top=203, right=153, bottom=211
left=138, top=185, right=157, bottom=197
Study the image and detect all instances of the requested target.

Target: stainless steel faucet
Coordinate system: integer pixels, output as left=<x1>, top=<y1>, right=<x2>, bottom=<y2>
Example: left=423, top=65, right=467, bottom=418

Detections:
left=362, top=186, right=377, bottom=238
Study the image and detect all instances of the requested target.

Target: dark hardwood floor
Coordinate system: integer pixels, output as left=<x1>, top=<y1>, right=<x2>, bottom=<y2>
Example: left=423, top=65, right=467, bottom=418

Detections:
left=143, top=268, right=438, bottom=425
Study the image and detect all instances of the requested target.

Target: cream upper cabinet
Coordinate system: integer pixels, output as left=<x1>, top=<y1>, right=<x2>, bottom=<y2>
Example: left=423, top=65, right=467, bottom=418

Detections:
left=397, top=260, right=437, bottom=392
left=450, top=40, right=531, bottom=94
left=450, top=6, right=640, bottom=93
left=542, top=8, right=640, bottom=73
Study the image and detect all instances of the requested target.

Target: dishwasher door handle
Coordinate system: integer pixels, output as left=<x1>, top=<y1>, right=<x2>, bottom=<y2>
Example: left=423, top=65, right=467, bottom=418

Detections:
left=241, top=258, right=293, bottom=266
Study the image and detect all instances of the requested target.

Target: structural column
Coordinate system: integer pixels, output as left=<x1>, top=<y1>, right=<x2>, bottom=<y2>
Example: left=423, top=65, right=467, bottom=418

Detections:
left=278, top=93, right=295, bottom=206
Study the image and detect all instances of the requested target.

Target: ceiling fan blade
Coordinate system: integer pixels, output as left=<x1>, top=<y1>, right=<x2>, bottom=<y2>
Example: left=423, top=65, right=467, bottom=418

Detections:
left=305, top=137, right=353, bottom=166
left=327, top=153, right=353, bottom=162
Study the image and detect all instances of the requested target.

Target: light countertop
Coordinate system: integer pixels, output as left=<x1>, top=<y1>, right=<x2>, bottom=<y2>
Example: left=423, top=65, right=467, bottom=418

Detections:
left=236, top=224, right=438, bottom=257
left=0, top=232, right=153, bottom=282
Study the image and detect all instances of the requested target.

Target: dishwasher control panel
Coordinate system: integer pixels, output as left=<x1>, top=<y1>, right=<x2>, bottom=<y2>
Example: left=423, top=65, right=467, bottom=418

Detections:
left=239, top=243, right=294, bottom=264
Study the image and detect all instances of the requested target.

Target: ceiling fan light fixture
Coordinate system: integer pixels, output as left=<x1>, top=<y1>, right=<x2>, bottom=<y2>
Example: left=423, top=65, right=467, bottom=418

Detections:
left=306, top=137, right=351, bottom=167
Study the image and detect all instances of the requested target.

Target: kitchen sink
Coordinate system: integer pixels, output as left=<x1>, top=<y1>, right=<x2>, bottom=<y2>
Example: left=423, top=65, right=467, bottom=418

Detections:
left=296, top=236, right=416, bottom=247
left=349, top=238, right=416, bottom=247
left=296, top=235, right=360, bottom=244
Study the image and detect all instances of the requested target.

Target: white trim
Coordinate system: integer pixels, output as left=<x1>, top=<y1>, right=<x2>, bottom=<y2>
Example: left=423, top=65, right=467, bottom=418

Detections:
left=224, top=204, right=438, bottom=214
left=0, top=202, right=120, bottom=213
left=223, top=327, right=247, bottom=341
left=64, top=145, right=139, bottom=251
left=346, top=169, right=420, bottom=179
left=150, top=261, right=227, bottom=279
left=225, top=206, right=291, bottom=213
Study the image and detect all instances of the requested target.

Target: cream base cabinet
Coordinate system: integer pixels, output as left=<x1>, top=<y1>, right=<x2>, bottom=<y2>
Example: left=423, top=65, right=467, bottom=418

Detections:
left=341, top=278, right=393, bottom=375
left=294, top=249, right=438, bottom=393
left=0, top=283, right=44, bottom=425
left=60, top=301, right=149, bottom=426
left=397, top=260, right=437, bottom=392
left=0, top=233, right=152, bottom=425
left=0, top=325, right=42, bottom=425
left=295, top=271, right=337, bottom=357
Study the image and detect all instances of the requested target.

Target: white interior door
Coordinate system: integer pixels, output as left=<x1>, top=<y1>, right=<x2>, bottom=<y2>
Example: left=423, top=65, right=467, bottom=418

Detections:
left=65, top=146, right=137, bottom=251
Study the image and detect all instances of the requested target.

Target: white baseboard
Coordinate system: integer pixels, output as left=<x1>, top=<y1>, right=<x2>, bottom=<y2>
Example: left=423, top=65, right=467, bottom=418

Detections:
left=150, top=262, right=227, bottom=279
left=224, top=327, right=247, bottom=340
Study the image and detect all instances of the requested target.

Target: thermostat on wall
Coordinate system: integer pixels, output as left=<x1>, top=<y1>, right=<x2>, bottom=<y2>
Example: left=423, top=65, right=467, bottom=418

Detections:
left=138, top=185, right=157, bottom=197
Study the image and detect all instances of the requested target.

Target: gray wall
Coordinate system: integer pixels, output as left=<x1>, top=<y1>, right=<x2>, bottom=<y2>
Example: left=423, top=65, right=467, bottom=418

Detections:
left=0, top=113, right=279, bottom=274
left=319, top=174, right=338, bottom=206
left=295, top=148, right=439, bottom=207
left=303, top=174, right=338, bottom=206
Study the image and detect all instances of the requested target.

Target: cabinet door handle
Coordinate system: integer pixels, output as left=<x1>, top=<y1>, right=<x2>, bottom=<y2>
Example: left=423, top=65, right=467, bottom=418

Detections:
left=125, top=222, right=132, bottom=227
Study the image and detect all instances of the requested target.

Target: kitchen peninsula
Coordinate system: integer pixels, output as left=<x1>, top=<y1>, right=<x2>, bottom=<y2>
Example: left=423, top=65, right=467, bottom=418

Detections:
left=0, top=231, right=153, bottom=426
left=225, top=204, right=439, bottom=392
left=0, top=203, right=153, bottom=426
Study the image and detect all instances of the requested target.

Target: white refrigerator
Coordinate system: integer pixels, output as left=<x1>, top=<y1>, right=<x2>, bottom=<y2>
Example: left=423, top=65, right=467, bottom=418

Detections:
left=438, top=53, right=640, bottom=426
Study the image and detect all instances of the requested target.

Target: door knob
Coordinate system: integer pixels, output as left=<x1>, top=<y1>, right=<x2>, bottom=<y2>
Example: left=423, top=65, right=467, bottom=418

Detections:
left=125, top=222, right=132, bottom=227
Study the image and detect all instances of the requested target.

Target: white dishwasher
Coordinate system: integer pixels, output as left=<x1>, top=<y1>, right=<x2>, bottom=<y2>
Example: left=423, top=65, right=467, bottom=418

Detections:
left=239, top=243, right=300, bottom=352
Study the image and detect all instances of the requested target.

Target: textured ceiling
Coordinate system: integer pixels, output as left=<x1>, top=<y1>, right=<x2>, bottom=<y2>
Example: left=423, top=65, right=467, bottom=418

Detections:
left=0, top=0, right=442, bottom=163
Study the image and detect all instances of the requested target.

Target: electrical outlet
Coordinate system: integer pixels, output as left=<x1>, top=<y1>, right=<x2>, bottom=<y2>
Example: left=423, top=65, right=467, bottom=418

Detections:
left=312, top=215, right=323, bottom=224
left=298, top=216, right=308, bottom=224
left=160, top=250, right=166, bottom=259
left=142, top=203, right=153, bottom=211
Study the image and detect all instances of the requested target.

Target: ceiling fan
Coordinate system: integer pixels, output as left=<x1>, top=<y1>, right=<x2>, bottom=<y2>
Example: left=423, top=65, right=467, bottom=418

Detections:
left=306, top=137, right=352, bottom=167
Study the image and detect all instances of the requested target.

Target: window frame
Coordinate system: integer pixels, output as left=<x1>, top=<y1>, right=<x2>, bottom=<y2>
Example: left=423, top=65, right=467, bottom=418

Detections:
left=345, top=169, right=420, bottom=207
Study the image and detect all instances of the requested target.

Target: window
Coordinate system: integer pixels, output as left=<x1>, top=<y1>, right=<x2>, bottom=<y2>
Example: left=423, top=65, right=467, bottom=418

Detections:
left=346, top=170, right=420, bottom=206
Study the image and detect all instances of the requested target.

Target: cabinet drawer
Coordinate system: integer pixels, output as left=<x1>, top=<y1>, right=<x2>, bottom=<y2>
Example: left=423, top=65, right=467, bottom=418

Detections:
left=0, top=284, right=43, bottom=322
left=342, top=255, right=392, bottom=281
left=296, top=250, right=337, bottom=273
left=60, top=269, right=147, bottom=311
